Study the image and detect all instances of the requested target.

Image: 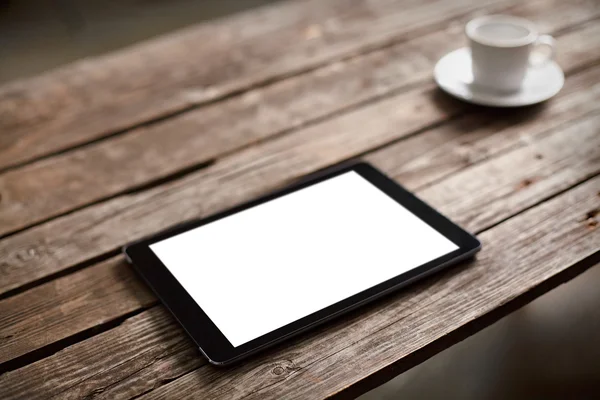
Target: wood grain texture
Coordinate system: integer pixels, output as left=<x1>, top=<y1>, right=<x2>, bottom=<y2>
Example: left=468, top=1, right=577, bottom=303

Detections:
left=0, top=0, right=519, bottom=171
left=33, top=172, right=597, bottom=400
left=0, top=1, right=597, bottom=399
left=0, top=84, right=461, bottom=297
left=1, top=109, right=598, bottom=399
left=0, top=258, right=155, bottom=365
left=367, top=65, right=600, bottom=190
left=415, top=113, right=600, bottom=232
left=2, top=0, right=596, bottom=237
left=137, top=179, right=600, bottom=400
left=1, top=307, right=202, bottom=400
left=1, top=57, right=599, bottom=298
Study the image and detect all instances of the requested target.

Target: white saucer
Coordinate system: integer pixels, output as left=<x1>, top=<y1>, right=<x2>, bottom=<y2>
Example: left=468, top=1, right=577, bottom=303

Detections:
left=434, top=47, right=564, bottom=107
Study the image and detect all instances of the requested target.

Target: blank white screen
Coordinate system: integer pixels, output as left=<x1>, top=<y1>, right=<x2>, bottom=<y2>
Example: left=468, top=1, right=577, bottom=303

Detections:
left=150, top=171, right=458, bottom=347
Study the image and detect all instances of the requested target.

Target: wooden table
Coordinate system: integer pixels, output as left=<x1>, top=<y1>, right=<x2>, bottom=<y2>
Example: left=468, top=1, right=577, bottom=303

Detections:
left=0, top=0, right=598, bottom=398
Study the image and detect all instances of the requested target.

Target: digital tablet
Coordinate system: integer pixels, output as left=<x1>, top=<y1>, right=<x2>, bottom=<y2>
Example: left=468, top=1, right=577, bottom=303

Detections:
left=124, top=162, right=481, bottom=365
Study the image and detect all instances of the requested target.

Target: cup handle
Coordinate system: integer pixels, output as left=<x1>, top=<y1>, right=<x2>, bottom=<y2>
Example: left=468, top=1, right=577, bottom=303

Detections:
left=529, top=34, right=555, bottom=67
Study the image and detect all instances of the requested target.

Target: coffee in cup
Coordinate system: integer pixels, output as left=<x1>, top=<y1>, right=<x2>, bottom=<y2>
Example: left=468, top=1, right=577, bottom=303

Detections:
left=466, top=15, right=555, bottom=92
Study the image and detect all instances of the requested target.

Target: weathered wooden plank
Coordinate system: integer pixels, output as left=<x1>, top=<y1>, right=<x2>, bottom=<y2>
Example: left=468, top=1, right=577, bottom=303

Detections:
left=4, top=166, right=597, bottom=400
left=1, top=109, right=598, bottom=400
left=1, top=55, right=599, bottom=299
left=366, top=69, right=600, bottom=189
left=0, top=258, right=155, bottom=365
left=416, top=113, right=600, bottom=232
left=138, top=179, right=600, bottom=400
left=0, top=0, right=520, bottom=171
left=2, top=0, right=595, bottom=237
left=0, top=86, right=458, bottom=297
left=1, top=307, right=202, bottom=400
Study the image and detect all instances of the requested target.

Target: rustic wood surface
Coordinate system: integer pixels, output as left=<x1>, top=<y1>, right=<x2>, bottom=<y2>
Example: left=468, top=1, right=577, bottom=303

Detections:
left=0, top=0, right=598, bottom=237
left=1, top=19, right=599, bottom=299
left=0, top=0, right=529, bottom=172
left=0, top=0, right=598, bottom=399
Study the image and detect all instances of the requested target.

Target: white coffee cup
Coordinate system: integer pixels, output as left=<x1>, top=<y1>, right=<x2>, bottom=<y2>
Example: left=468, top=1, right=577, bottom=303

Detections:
left=466, top=15, right=555, bottom=92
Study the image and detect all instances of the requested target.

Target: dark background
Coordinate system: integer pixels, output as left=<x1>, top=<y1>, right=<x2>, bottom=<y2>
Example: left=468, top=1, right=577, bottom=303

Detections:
left=0, top=0, right=280, bottom=84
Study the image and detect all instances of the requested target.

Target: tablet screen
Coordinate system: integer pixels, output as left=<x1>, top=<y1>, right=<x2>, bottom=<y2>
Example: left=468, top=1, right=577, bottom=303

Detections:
left=150, top=171, right=458, bottom=347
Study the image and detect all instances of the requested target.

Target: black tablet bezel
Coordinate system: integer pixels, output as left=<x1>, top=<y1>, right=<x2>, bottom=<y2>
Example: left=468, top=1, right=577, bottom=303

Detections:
left=124, top=162, right=481, bottom=365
